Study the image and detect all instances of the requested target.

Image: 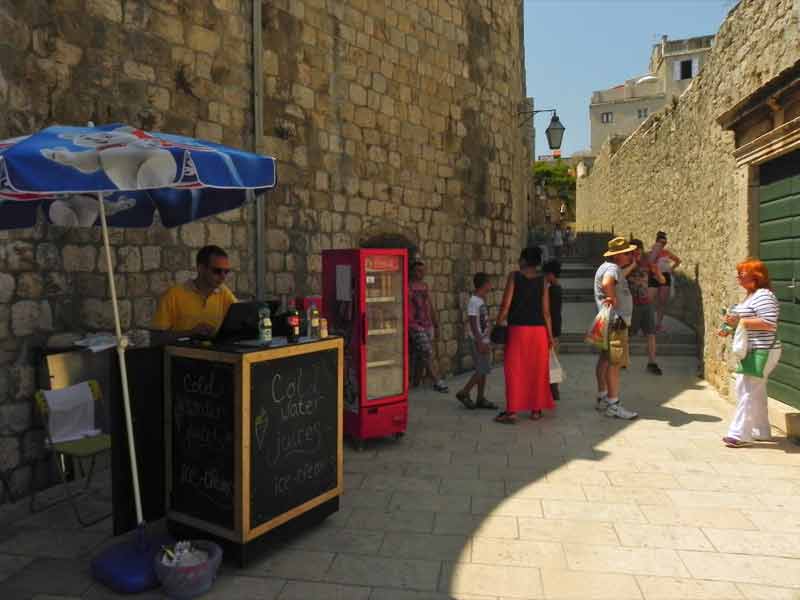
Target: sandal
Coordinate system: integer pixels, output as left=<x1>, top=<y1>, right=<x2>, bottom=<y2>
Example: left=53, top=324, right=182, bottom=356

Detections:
left=722, top=436, right=752, bottom=448
left=530, top=410, right=543, bottom=421
left=494, top=411, right=517, bottom=424
left=456, top=391, right=475, bottom=409
left=475, top=397, right=498, bottom=410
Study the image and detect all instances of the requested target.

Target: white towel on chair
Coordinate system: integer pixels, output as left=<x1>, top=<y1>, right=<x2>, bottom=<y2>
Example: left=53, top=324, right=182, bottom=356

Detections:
left=44, top=382, right=95, bottom=444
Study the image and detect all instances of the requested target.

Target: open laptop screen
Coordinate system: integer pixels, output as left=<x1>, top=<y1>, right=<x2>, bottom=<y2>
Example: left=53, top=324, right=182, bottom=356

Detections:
left=214, top=301, right=263, bottom=343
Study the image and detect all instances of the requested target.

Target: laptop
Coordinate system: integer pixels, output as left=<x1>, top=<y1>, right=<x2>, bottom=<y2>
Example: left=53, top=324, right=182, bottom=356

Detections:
left=214, top=301, right=264, bottom=343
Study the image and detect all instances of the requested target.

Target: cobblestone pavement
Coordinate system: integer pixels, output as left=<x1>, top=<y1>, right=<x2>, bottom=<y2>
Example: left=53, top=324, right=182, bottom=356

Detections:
left=1, top=353, right=800, bottom=599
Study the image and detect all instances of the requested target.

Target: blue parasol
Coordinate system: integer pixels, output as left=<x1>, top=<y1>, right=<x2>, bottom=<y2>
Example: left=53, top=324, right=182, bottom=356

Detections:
left=0, top=123, right=277, bottom=591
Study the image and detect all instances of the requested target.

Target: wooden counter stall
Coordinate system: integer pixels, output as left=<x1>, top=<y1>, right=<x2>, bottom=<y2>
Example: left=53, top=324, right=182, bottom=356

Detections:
left=163, top=337, right=344, bottom=565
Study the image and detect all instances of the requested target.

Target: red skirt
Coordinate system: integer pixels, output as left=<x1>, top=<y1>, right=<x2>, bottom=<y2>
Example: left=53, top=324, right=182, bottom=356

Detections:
left=504, top=325, right=554, bottom=413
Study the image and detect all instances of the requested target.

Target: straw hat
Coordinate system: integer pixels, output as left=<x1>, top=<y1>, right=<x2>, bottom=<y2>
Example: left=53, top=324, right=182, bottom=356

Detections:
left=603, top=237, right=637, bottom=257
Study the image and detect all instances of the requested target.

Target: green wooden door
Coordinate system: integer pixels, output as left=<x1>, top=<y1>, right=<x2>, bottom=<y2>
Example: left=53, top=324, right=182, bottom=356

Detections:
left=759, top=149, right=800, bottom=409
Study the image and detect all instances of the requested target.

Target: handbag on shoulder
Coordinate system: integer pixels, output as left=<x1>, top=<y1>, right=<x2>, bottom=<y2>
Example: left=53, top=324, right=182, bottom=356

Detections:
left=490, top=325, right=507, bottom=345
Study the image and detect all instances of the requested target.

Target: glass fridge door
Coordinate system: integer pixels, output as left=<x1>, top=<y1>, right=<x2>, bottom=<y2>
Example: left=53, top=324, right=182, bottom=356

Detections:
left=364, top=254, right=404, bottom=400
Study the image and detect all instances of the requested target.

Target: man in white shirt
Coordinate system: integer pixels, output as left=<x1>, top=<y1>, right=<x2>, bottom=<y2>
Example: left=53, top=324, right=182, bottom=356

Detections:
left=593, top=237, right=638, bottom=420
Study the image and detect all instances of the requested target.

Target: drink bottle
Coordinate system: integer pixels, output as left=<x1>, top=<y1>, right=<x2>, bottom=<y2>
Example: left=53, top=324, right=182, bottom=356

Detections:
left=308, top=303, right=321, bottom=338
left=258, top=305, right=272, bottom=345
left=719, top=307, right=735, bottom=335
left=287, top=300, right=301, bottom=343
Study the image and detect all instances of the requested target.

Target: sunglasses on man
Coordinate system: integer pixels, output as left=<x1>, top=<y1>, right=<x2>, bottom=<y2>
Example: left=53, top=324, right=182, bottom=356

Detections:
left=211, top=267, right=231, bottom=276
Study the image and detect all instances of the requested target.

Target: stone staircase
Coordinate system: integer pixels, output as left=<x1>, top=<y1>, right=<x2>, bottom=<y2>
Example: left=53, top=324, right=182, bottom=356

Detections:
left=557, top=256, right=698, bottom=357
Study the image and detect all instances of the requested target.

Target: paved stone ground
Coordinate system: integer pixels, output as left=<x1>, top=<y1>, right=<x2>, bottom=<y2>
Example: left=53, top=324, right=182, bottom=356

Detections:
left=1, top=352, right=800, bottom=599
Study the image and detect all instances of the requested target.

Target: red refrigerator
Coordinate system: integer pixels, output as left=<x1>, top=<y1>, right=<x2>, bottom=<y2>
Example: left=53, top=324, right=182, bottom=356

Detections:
left=322, top=249, right=408, bottom=445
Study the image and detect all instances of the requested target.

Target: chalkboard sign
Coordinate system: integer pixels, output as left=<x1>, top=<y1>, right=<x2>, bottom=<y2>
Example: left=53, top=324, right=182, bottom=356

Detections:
left=250, top=348, right=339, bottom=529
left=170, top=357, right=235, bottom=530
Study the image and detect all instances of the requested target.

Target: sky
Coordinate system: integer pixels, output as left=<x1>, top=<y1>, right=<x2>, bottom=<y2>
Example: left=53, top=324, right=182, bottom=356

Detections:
left=523, top=0, right=735, bottom=157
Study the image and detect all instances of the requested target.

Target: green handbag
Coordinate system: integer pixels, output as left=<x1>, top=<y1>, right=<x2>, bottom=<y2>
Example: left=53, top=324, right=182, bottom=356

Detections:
left=736, top=336, right=780, bottom=378
left=735, top=349, right=771, bottom=378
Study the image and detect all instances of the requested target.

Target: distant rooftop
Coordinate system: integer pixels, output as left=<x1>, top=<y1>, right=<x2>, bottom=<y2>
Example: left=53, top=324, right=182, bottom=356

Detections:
left=591, top=34, right=715, bottom=105
left=650, top=34, right=714, bottom=72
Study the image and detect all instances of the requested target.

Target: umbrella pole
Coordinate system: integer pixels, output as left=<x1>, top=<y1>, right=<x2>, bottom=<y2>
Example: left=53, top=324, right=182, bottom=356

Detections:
left=97, top=193, right=144, bottom=525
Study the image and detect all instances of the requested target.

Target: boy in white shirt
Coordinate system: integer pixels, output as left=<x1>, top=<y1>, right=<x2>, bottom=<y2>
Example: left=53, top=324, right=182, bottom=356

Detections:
left=456, top=273, right=497, bottom=410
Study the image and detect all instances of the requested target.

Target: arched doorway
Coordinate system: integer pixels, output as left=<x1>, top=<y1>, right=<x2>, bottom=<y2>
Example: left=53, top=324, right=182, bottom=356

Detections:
left=359, top=232, right=418, bottom=260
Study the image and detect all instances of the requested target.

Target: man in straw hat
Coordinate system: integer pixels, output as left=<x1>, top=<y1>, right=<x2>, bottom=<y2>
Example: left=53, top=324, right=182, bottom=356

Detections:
left=593, top=237, right=639, bottom=419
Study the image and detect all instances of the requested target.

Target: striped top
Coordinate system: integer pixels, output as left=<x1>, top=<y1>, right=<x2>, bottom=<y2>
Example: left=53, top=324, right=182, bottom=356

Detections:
left=732, top=288, right=781, bottom=350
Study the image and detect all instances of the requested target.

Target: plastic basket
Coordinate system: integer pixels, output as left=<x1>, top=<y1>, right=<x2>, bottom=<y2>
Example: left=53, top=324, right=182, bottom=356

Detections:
left=154, top=540, right=223, bottom=600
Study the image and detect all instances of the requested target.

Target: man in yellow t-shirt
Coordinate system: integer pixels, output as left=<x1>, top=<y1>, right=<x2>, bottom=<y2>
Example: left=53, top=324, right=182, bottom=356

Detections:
left=150, top=245, right=237, bottom=344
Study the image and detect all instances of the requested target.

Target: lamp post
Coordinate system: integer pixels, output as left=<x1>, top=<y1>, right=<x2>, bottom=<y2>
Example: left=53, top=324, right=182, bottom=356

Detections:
left=518, top=108, right=566, bottom=153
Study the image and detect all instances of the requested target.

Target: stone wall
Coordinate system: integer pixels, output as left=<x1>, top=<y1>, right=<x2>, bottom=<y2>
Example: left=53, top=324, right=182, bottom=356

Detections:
left=0, top=0, right=529, bottom=503
left=577, top=0, right=800, bottom=394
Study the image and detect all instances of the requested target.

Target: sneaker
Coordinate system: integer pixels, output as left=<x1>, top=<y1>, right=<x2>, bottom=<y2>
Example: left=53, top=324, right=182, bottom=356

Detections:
left=595, top=397, right=610, bottom=411
left=604, top=401, right=638, bottom=420
left=646, top=363, right=663, bottom=376
left=433, top=380, right=449, bottom=393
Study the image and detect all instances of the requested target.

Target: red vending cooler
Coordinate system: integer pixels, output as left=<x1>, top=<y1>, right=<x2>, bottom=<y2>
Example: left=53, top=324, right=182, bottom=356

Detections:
left=322, top=249, right=408, bottom=446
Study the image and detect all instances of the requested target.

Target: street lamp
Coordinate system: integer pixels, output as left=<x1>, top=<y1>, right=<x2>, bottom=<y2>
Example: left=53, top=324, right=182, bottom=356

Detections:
left=518, top=108, right=566, bottom=151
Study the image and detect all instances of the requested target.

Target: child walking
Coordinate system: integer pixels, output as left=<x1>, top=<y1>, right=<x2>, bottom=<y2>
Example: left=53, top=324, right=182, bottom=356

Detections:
left=456, top=273, right=498, bottom=410
left=543, top=259, right=563, bottom=401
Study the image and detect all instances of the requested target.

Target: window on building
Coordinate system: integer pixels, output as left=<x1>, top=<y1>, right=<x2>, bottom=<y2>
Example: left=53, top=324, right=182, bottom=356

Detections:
left=638, top=108, right=649, bottom=119
left=674, top=58, right=698, bottom=80
left=600, top=112, right=614, bottom=124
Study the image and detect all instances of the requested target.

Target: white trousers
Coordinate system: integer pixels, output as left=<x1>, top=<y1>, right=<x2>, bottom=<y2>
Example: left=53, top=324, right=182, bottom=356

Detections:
left=728, top=347, right=782, bottom=441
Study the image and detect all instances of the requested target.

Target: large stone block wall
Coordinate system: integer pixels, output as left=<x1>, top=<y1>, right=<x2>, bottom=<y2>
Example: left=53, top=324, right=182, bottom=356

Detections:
left=256, top=0, right=529, bottom=352
left=577, top=0, right=800, bottom=394
left=0, top=0, right=529, bottom=503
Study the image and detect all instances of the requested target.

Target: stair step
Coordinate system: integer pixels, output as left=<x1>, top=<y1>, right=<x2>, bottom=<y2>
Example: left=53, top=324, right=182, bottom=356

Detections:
left=560, top=270, right=596, bottom=279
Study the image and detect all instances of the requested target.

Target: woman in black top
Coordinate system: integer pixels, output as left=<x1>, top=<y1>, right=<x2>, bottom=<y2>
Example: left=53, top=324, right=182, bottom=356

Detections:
left=494, top=247, right=555, bottom=423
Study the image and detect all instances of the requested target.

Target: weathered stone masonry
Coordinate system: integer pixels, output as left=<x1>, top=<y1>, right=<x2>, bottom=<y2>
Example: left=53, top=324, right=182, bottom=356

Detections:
left=0, top=0, right=530, bottom=502
left=577, top=0, right=800, bottom=395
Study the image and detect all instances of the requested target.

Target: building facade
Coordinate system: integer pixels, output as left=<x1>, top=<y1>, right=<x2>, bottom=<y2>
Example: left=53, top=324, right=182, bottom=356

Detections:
left=0, top=0, right=531, bottom=503
left=589, top=34, right=714, bottom=154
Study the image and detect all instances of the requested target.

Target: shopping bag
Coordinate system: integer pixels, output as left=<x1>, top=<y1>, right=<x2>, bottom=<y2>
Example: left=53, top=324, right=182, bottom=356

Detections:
left=584, top=304, right=611, bottom=350
left=732, top=320, right=749, bottom=360
left=608, top=320, right=630, bottom=368
left=549, top=349, right=564, bottom=384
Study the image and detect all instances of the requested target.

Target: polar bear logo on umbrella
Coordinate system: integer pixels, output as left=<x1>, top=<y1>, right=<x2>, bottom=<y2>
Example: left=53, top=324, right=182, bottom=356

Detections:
left=40, top=126, right=179, bottom=190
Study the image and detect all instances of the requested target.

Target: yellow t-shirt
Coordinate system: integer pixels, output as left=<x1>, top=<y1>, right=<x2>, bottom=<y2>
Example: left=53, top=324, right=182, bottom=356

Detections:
left=151, top=282, right=237, bottom=334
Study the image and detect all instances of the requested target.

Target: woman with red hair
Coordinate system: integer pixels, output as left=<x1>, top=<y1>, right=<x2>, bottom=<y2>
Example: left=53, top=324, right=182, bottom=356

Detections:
left=719, top=258, right=782, bottom=447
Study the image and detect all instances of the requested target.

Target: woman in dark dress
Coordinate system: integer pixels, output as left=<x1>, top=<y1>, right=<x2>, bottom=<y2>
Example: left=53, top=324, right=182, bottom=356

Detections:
left=494, top=247, right=554, bottom=423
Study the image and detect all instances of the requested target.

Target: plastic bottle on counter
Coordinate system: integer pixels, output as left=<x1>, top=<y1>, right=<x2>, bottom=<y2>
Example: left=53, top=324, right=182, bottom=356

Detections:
left=308, top=303, right=321, bottom=338
left=258, top=305, right=272, bottom=345
left=287, top=300, right=301, bottom=343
